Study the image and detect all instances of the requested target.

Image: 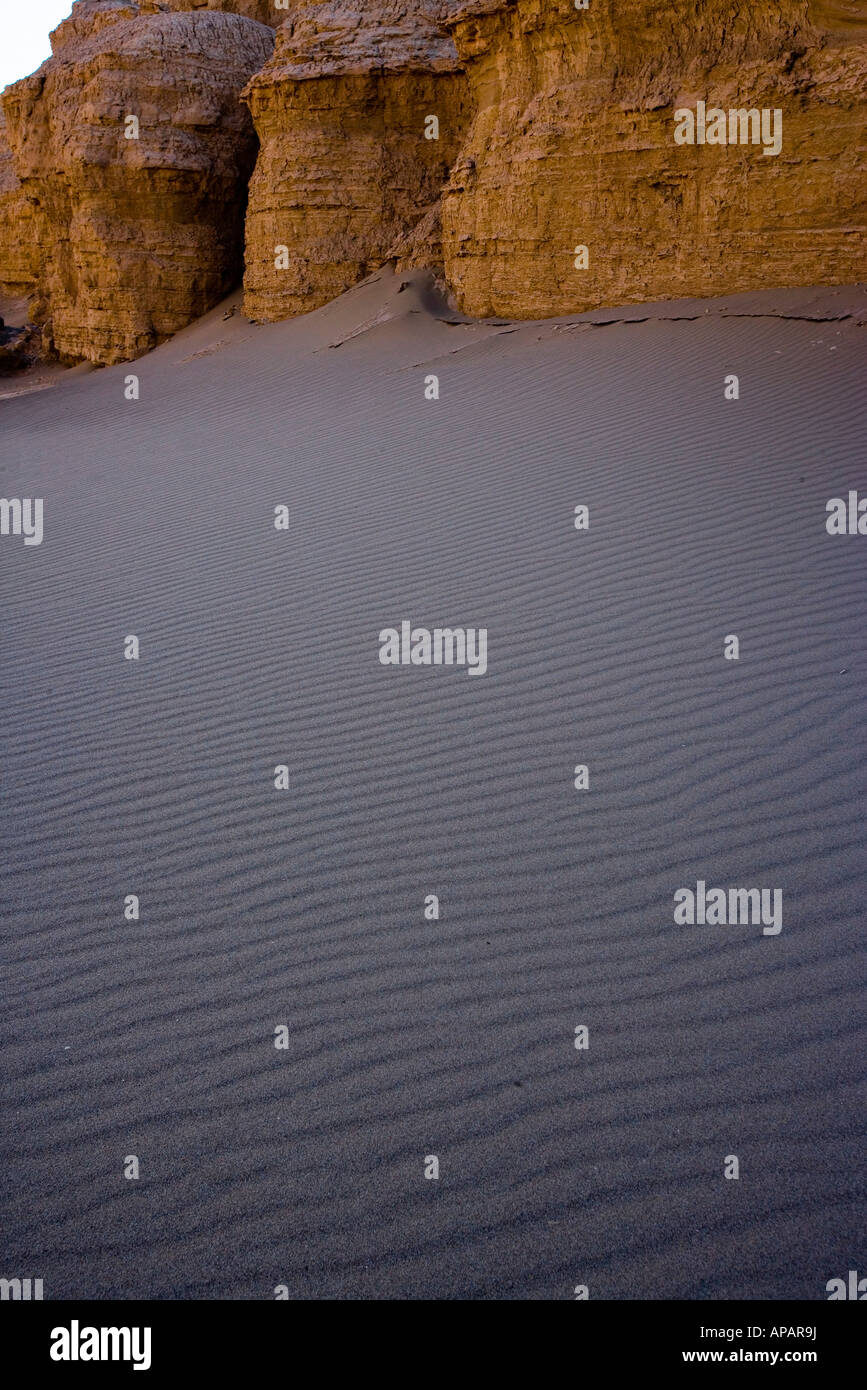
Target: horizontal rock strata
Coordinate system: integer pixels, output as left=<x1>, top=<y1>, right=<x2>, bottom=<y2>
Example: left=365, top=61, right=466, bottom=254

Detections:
left=160, top=1, right=278, bottom=25
left=242, top=1, right=470, bottom=320
left=439, top=0, right=867, bottom=318
left=0, top=112, right=37, bottom=302
left=1, top=0, right=863, bottom=356
left=2, top=0, right=273, bottom=363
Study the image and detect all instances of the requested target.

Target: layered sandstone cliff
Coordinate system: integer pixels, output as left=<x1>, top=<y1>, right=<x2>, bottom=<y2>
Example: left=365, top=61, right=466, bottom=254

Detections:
left=439, top=0, right=867, bottom=318
left=162, top=0, right=278, bottom=24
left=1, top=0, right=273, bottom=363
left=241, top=1, right=470, bottom=320
left=0, top=112, right=37, bottom=303
left=1, top=0, right=864, bottom=363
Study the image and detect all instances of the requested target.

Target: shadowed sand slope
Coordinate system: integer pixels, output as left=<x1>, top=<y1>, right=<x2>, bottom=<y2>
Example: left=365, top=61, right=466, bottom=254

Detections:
left=1, top=272, right=865, bottom=1299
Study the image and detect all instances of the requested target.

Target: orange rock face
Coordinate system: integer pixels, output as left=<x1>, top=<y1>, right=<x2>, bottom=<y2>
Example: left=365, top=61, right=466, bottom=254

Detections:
left=0, top=112, right=36, bottom=303
left=241, top=1, right=470, bottom=321
left=1, top=0, right=864, bottom=358
left=1, top=0, right=273, bottom=363
left=440, top=0, right=867, bottom=318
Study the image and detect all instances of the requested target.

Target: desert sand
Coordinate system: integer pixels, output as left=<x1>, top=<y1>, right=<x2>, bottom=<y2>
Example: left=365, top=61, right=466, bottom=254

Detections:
left=1, top=272, right=865, bottom=1298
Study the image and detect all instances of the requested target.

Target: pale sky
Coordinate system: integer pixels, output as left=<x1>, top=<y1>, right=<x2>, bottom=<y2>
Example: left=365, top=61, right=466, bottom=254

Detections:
left=1, top=2, right=74, bottom=92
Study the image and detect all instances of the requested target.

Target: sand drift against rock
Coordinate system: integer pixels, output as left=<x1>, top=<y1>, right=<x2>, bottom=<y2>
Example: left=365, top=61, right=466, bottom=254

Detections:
left=0, top=0, right=864, bottom=364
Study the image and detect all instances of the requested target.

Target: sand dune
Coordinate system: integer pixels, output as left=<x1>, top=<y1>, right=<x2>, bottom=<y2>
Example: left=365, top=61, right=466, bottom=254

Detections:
left=1, top=273, right=865, bottom=1298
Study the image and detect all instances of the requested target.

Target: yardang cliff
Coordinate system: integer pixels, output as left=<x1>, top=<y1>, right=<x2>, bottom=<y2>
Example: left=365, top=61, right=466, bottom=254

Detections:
left=1, top=0, right=864, bottom=364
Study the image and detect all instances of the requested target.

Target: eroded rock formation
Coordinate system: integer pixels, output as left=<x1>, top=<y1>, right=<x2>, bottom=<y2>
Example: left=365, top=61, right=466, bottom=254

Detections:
left=0, top=112, right=36, bottom=303
left=241, top=1, right=470, bottom=320
left=1, top=0, right=864, bottom=361
left=439, top=0, right=867, bottom=318
left=1, top=0, right=273, bottom=363
left=162, top=0, right=278, bottom=25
